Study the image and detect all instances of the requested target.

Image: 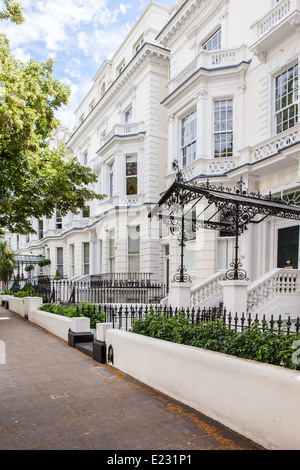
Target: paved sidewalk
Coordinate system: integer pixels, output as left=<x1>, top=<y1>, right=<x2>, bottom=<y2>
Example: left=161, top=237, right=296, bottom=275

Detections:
left=0, top=307, right=264, bottom=451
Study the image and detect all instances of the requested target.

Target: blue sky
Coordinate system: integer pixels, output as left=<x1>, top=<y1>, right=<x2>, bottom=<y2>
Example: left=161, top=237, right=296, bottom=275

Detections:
left=1, top=0, right=174, bottom=129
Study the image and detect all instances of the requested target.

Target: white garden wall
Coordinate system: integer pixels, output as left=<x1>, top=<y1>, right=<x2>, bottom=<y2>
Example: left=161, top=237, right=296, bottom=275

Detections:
left=0, top=295, right=43, bottom=318
left=28, top=308, right=72, bottom=342
left=106, top=329, right=300, bottom=451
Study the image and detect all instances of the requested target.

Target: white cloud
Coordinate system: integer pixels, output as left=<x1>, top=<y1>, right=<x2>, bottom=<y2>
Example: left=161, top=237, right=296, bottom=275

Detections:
left=0, top=0, right=150, bottom=128
left=2, top=0, right=133, bottom=55
left=14, top=48, right=31, bottom=62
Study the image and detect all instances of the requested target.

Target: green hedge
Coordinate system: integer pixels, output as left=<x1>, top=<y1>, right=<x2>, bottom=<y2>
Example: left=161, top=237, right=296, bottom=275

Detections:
left=131, top=311, right=300, bottom=370
left=39, top=302, right=106, bottom=329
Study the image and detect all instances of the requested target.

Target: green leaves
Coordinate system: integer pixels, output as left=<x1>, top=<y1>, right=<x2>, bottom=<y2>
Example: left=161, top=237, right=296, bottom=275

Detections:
left=0, top=1, right=24, bottom=24
left=0, top=240, right=16, bottom=289
left=131, top=313, right=300, bottom=370
left=0, top=35, right=104, bottom=233
left=39, top=302, right=106, bottom=329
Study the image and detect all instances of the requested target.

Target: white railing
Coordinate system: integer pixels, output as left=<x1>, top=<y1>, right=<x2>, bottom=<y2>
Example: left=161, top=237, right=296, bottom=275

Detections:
left=247, top=268, right=300, bottom=313
left=190, top=272, right=224, bottom=308
left=99, top=194, right=144, bottom=210
left=173, top=45, right=248, bottom=91
left=253, top=125, right=300, bottom=161
left=104, top=122, right=144, bottom=144
left=176, top=59, right=197, bottom=87
left=208, top=158, right=237, bottom=174
left=257, top=0, right=292, bottom=36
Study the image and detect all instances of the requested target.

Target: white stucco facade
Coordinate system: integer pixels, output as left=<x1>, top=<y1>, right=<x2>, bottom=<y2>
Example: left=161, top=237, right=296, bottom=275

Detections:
left=6, top=0, right=300, bottom=314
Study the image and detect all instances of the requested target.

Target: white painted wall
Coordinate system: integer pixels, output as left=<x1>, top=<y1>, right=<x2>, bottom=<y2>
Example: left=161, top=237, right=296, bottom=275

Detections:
left=106, top=328, right=300, bottom=450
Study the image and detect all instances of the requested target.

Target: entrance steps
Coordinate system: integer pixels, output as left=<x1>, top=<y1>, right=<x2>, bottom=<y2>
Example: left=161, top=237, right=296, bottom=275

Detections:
left=75, top=341, right=93, bottom=357
left=190, top=268, right=300, bottom=318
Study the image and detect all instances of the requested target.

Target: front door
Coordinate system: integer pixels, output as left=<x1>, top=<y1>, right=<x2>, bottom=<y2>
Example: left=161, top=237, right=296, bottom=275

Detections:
left=277, top=226, right=299, bottom=269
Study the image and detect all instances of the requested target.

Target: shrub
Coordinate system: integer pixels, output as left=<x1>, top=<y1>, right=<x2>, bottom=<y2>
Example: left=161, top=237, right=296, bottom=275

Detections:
left=39, top=302, right=106, bottom=328
left=131, top=312, right=300, bottom=370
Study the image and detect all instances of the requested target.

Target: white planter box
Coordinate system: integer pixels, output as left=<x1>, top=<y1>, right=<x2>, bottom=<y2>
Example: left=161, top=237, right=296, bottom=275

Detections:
left=106, top=329, right=300, bottom=451
left=29, top=308, right=72, bottom=342
left=0, top=295, right=43, bottom=317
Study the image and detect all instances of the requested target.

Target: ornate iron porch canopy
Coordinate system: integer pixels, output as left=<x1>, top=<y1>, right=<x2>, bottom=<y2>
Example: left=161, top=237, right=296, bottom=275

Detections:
left=149, top=165, right=300, bottom=283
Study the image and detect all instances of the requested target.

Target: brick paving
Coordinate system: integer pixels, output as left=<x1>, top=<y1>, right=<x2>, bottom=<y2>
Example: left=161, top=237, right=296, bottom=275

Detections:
left=0, top=306, right=264, bottom=451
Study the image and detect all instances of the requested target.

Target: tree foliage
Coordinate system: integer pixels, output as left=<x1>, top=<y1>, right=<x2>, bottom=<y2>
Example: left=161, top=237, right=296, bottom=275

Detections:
left=0, top=0, right=24, bottom=24
left=0, top=240, right=16, bottom=289
left=0, top=2, right=104, bottom=234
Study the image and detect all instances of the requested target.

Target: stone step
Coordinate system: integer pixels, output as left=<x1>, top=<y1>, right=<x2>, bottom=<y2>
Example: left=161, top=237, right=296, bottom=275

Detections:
left=75, top=342, right=93, bottom=357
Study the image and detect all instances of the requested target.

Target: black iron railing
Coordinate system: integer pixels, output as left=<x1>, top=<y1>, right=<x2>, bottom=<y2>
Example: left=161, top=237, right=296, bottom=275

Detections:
left=29, top=277, right=166, bottom=304
left=75, top=304, right=300, bottom=335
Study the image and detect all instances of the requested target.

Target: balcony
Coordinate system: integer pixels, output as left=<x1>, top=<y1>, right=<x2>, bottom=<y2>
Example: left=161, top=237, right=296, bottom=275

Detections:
left=169, top=45, right=249, bottom=93
left=63, top=218, right=92, bottom=231
left=251, top=125, right=300, bottom=162
left=250, top=0, right=300, bottom=61
left=99, top=194, right=145, bottom=212
left=100, top=122, right=145, bottom=149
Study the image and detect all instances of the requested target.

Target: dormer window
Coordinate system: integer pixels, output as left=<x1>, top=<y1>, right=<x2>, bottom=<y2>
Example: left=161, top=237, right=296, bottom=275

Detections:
left=124, top=106, right=133, bottom=124
left=83, top=151, right=88, bottom=165
left=135, top=38, right=144, bottom=55
left=202, top=29, right=221, bottom=51
left=118, top=61, right=126, bottom=76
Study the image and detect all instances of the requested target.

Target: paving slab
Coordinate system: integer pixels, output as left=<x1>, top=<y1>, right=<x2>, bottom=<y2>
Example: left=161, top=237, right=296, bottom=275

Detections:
left=0, top=306, right=264, bottom=453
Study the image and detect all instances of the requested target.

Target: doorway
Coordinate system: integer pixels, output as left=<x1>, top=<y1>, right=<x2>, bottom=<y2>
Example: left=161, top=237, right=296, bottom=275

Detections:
left=277, top=226, right=299, bottom=269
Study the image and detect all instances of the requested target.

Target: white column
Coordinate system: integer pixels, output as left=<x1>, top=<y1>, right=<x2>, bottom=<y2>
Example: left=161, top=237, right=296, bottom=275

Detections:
left=196, top=89, right=208, bottom=161
left=221, top=280, right=251, bottom=316
left=89, top=232, right=96, bottom=275
left=167, top=114, right=175, bottom=172
left=114, top=151, right=123, bottom=198
left=168, top=282, right=192, bottom=309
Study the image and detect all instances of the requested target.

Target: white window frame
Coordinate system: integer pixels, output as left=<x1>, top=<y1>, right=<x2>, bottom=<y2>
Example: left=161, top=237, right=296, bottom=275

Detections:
left=108, top=230, right=115, bottom=274
left=124, top=105, right=133, bottom=124
left=125, top=155, right=138, bottom=195
left=55, top=210, right=62, bottom=230
left=83, top=242, right=90, bottom=275
left=56, top=247, right=63, bottom=276
left=213, top=99, right=234, bottom=158
left=274, top=63, right=299, bottom=135
left=127, top=225, right=140, bottom=273
left=202, top=28, right=221, bottom=51
left=70, top=244, right=75, bottom=278
left=83, top=150, right=88, bottom=166
left=134, top=36, right=144, bottom=55
left=108, top=161, right=114, bottom=198
left=180, top=110, right=197, bottom=168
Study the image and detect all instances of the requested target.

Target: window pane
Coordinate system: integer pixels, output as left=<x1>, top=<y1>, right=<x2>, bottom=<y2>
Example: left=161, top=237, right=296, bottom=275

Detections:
left=109, top=231, right=115, bottom=257
left=275, top=64, right=298, bottom=134
left=181, top=111, right=197, bottom=167
left=203, top=29, right=221, bottom=51
left=214, top=100, right=233, bottom=158
left=128, top=226, right=140, bottom=254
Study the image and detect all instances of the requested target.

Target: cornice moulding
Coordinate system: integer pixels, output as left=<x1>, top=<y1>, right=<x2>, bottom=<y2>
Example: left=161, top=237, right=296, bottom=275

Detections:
left=67, top=43, right=170, bottom=147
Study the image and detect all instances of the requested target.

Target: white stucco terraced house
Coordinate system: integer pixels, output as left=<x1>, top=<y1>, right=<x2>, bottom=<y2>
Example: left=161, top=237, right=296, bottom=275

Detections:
left=6, top=0, right=300, bottom=318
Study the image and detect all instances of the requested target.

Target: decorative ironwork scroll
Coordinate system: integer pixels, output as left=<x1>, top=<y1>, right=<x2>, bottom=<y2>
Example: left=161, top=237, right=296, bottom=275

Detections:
left=149, top=163, right=300, bottom=282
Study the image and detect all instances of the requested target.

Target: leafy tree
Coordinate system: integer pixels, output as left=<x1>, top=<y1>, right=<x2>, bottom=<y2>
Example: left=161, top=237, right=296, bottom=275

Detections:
left=0, top=2, right=104, bottom=234
left=0, top=0, right=24, bottom=24
left=0, top=240, right=16, bottom=289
